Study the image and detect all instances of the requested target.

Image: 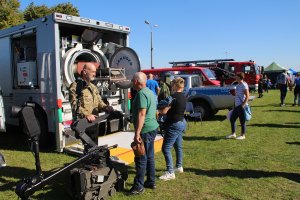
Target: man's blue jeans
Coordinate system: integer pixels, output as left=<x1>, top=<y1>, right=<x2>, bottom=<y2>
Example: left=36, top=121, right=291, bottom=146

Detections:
left=162, top=120, right=186, bottom=173
left=133, top=129, right=157, bottom=190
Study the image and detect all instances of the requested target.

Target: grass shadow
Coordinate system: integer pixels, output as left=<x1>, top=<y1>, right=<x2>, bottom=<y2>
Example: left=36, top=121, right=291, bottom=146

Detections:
left=265, top=109, right=300, bottom=113
left=186, top=115, right=227, bottom=122
left=250, top=103, right=279, bottom=108
left=0, top=131, right=28, bottom=151
left=31, top=183, right=71, bottom=200
left=0, top=129, right=68, bottom=153
left=185, top=168, right=300, bottom=183
left=0, top=166, right=36, bottom=192
left=248, top=123, right=300, bottom=129
left=207, top=115, right=227, bottom=122
left=285, top=122, right=300, bottom=125
left=286, top=142, right=300, bottom=145
left=183, top=136, right=224, bottom=141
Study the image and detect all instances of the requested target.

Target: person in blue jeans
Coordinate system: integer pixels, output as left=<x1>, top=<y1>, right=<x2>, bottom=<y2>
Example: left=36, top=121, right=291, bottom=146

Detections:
left=158, top=77, right=187, bottom=181
left=130, top=72, right=159, bottom=195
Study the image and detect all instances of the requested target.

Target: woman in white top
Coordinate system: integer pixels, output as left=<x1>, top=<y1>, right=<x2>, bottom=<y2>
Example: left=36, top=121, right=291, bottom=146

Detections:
left=226, top=72, right=249, bottom=140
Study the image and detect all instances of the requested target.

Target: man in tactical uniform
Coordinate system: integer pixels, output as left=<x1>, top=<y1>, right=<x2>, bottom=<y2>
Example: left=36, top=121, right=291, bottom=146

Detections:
left=158, top=77, right=171, bottom=102
left=69, top=62, right=112, bottom=122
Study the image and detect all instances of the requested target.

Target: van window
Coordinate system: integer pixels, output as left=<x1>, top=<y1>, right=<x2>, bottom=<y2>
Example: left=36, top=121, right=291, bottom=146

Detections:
left=191, top=76, right=201, bottom=87
left=202, top=68, right=217, bottom=80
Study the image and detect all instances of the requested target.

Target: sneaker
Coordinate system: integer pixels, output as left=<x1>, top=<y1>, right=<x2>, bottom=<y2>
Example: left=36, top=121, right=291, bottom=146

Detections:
left=144, top=181, right=156, bottom=189
left=174, top=166, right=184, bottom=173
left=129, top=186, right=145, bottom=195
left=0, top=153, right=6, bottom=168
left=225, top=133, right=236, bottom=139
left=159, top=171, right=175, bottom=181
left=236, top=135, right=246, bottom=140
left=280, top=103, right=285, bottom=107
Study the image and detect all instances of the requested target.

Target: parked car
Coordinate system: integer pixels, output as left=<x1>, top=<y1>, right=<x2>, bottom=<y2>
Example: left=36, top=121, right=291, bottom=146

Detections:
left=172, top=74, right=236, bottom=119
left=186, top=85, right=236, bottom=119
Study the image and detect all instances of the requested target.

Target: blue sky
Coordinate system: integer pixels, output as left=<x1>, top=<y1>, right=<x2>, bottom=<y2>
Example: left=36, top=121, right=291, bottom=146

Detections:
left=20, top=0, right=300, bottom=71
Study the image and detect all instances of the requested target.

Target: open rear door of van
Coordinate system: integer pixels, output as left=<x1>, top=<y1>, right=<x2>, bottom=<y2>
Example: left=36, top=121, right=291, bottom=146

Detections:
left=0, top=88, right=6, bottom=132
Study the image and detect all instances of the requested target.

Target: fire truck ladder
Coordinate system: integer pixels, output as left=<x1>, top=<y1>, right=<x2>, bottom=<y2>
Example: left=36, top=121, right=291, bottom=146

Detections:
left=169, top=59, right=234, bottom=66
left=169, top=59, right=236, bottom=78
left=209, top=66, right=236, bottom=78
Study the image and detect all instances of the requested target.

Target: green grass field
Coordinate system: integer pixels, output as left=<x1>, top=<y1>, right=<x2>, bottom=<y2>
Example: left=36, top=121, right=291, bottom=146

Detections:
left=0, top=90, right=299, bottom=200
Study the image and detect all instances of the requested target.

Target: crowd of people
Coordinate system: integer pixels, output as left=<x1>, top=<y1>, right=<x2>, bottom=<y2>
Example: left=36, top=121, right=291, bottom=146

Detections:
left=129, top=71, right=253, bottom=194
left=0, top=66, right=253, bottom=195
left=260, top=69, right=300, bottom=107
left=257, top=74, right=271, bottom=98
left=129, top=69, right=299, bottom=195
left=2, top=62, right=298, bottom=196
left=67, top=66, right=188, bottom=194
left=129, top=72, right=187, bottom=194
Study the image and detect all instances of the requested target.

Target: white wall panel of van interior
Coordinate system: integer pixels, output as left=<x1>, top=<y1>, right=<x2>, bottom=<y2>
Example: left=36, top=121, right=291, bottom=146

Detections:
left=62, top=43, right=108, bottom=87
left=109, top=47, right=140, bottom=80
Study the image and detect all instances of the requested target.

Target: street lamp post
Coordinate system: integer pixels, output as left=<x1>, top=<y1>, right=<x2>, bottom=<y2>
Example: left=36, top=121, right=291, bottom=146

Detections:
left=144, top=20, right=158, bottom=69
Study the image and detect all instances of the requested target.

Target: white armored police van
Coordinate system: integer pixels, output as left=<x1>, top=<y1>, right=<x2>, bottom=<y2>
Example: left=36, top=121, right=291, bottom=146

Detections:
left=0, top=13, right=140, bottom=152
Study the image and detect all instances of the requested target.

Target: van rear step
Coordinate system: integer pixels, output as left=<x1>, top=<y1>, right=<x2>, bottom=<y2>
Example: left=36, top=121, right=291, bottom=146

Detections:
left=64, top=131, right=163, bottom=164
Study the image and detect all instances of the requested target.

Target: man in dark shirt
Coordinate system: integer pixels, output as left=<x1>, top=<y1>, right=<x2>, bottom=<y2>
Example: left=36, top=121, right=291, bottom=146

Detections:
left=276, top=70, right=290, bottom=106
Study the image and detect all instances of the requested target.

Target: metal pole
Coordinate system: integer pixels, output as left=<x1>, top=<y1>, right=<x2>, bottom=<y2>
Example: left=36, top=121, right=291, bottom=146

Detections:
left=145, top=20, right=157, bottom=69
left=151, top=30, right=153, bottom=69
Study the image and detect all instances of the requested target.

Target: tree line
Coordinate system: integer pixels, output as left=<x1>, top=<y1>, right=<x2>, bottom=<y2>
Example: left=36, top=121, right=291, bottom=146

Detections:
left=0, top=0, right=79, bottom=30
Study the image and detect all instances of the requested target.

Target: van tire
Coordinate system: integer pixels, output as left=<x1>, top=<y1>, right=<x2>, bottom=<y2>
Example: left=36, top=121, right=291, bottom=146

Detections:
left=193, top=101, right=211, bottom=120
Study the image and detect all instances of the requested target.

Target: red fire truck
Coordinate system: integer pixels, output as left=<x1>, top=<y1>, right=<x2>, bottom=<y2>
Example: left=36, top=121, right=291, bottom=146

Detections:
left=170, top=59, right=261, bottom=91
left=142, top=66, right=220, bottom=86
